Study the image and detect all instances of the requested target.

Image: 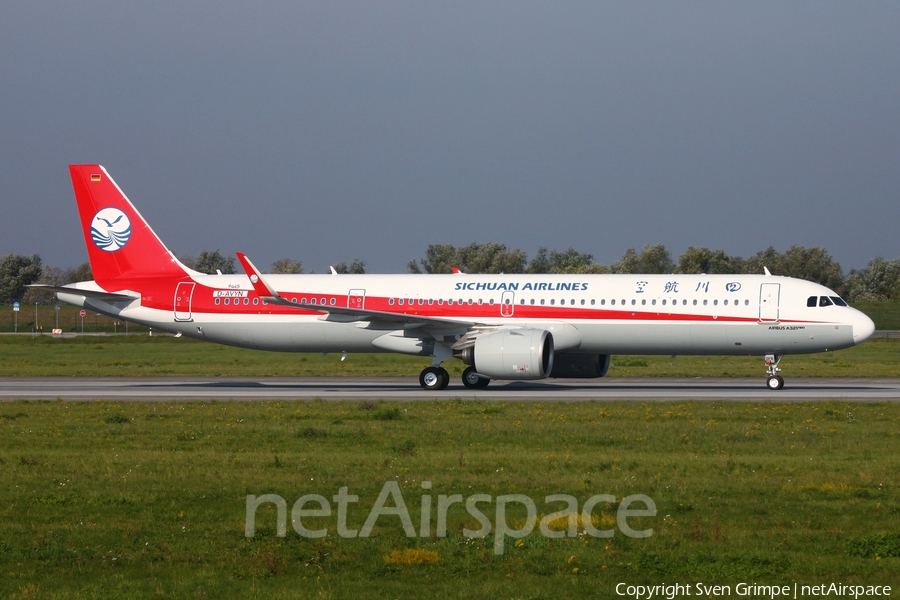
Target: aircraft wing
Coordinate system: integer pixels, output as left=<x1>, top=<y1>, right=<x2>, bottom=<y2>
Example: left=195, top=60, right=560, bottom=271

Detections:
left=235, top=253, right=475, bottom=330
left=27, top=284, right=139, bottom=302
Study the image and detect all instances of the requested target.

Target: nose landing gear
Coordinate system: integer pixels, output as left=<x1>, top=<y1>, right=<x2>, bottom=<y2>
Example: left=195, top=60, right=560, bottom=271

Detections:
left=765, top=354, right=784, bottom=390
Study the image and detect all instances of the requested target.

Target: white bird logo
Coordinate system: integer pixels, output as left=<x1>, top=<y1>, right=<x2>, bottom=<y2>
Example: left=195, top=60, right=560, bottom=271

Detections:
left=91, top=208, right=132, bottom=252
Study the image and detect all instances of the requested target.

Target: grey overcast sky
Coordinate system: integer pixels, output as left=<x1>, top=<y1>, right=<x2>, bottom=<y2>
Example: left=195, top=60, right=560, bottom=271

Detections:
left=1, top=2, right=898, bottom=273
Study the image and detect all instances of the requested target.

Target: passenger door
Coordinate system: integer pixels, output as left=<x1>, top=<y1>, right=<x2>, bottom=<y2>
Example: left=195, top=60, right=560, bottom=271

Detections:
left=174, top=282, right=195, bottom=322
left=758, top=283, right=780, bottom=322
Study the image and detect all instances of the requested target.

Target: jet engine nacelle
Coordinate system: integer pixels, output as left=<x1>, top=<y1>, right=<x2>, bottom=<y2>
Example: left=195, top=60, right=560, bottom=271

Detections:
left=460, top=328, right=554, bottom=380
left=549, top=354, right=611, bottom=378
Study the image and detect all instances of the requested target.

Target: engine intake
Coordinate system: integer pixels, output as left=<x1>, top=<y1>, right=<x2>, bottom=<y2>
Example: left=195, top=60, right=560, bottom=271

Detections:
left=459, top=329, right=554, bottom=380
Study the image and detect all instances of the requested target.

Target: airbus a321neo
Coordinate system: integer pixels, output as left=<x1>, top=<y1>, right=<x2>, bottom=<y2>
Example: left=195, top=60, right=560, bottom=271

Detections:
left=39, top=165, right=875, bottom=391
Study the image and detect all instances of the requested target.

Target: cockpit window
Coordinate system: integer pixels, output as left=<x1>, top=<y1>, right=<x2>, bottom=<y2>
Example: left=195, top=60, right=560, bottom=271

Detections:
left=819, top=296, right=833, bottom=307
left=807, top=296, right=817, bottom=307
left=831, top=296, right=848, bottom=307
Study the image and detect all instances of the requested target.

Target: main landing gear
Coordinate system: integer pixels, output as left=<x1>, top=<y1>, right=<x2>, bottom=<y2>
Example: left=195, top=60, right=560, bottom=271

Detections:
left=765, top=354, right=784, bottom=390
left=419, top=366, right=450, bottom=391
left=418, top=365, right=492, bottom=390
left=462, top=366, right=490, bottom=389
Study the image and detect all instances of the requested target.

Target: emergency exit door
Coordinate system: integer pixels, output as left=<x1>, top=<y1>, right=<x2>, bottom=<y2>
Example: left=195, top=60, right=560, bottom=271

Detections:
left=348, top=289, right=365, bottom=310
left=500, top=291, right=515, bottom=317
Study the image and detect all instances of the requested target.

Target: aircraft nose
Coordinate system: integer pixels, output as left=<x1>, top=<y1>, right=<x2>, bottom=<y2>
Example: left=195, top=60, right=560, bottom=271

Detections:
left=852, top=310, right=876, bottom=344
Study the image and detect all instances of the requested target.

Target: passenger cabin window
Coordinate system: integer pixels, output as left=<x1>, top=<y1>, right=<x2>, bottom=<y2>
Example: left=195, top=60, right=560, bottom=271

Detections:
left=819, top=296, right=833, bottom=307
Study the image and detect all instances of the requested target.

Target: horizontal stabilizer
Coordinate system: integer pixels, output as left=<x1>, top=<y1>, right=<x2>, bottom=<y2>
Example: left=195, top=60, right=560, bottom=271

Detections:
left=28, top=284, right=139, bottom=302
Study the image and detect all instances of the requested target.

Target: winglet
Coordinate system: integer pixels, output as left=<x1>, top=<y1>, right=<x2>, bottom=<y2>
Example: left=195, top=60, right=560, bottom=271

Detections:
left=764, top=266, right=772, bottom=276
left=235, top=252, right=280, bottom=300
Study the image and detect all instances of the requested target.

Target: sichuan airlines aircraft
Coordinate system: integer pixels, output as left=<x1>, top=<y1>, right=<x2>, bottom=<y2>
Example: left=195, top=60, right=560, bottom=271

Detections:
left=40, top=165, right=875, bottom=391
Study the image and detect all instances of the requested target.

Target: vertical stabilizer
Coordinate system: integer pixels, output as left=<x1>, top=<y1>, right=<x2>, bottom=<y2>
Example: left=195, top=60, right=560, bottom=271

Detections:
left=69, top=165, right=188, bottom=282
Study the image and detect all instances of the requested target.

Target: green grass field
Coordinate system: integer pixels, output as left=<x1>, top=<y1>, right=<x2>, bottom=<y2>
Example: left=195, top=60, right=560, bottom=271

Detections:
left=1, top=333, right=898, bottom=378
left=2, top=303, right=899, bottom=598
left=1, top=400, right=899, bottom=599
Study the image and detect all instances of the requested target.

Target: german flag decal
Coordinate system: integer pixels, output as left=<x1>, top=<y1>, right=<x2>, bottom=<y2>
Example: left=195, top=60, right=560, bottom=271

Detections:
left=91, top=174, right=102, bottom=182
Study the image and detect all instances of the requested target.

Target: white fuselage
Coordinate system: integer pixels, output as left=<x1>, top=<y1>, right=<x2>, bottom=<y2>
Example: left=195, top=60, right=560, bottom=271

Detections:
left=60, top=272, right=875, bottom=358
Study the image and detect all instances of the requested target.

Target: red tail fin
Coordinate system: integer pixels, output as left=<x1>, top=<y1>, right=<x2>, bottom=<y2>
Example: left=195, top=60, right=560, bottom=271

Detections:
left=69, top=165, right=188, bottom=282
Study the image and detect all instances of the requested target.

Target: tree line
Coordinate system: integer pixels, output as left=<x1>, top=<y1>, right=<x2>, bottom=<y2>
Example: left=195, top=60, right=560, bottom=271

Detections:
left=176, top=251, right=367, bottom=276
left=2, top=245, right=899, bottom=304
left=406, top=243, right=899, bottom=302
left=0, top=251, right=368, bottom=305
